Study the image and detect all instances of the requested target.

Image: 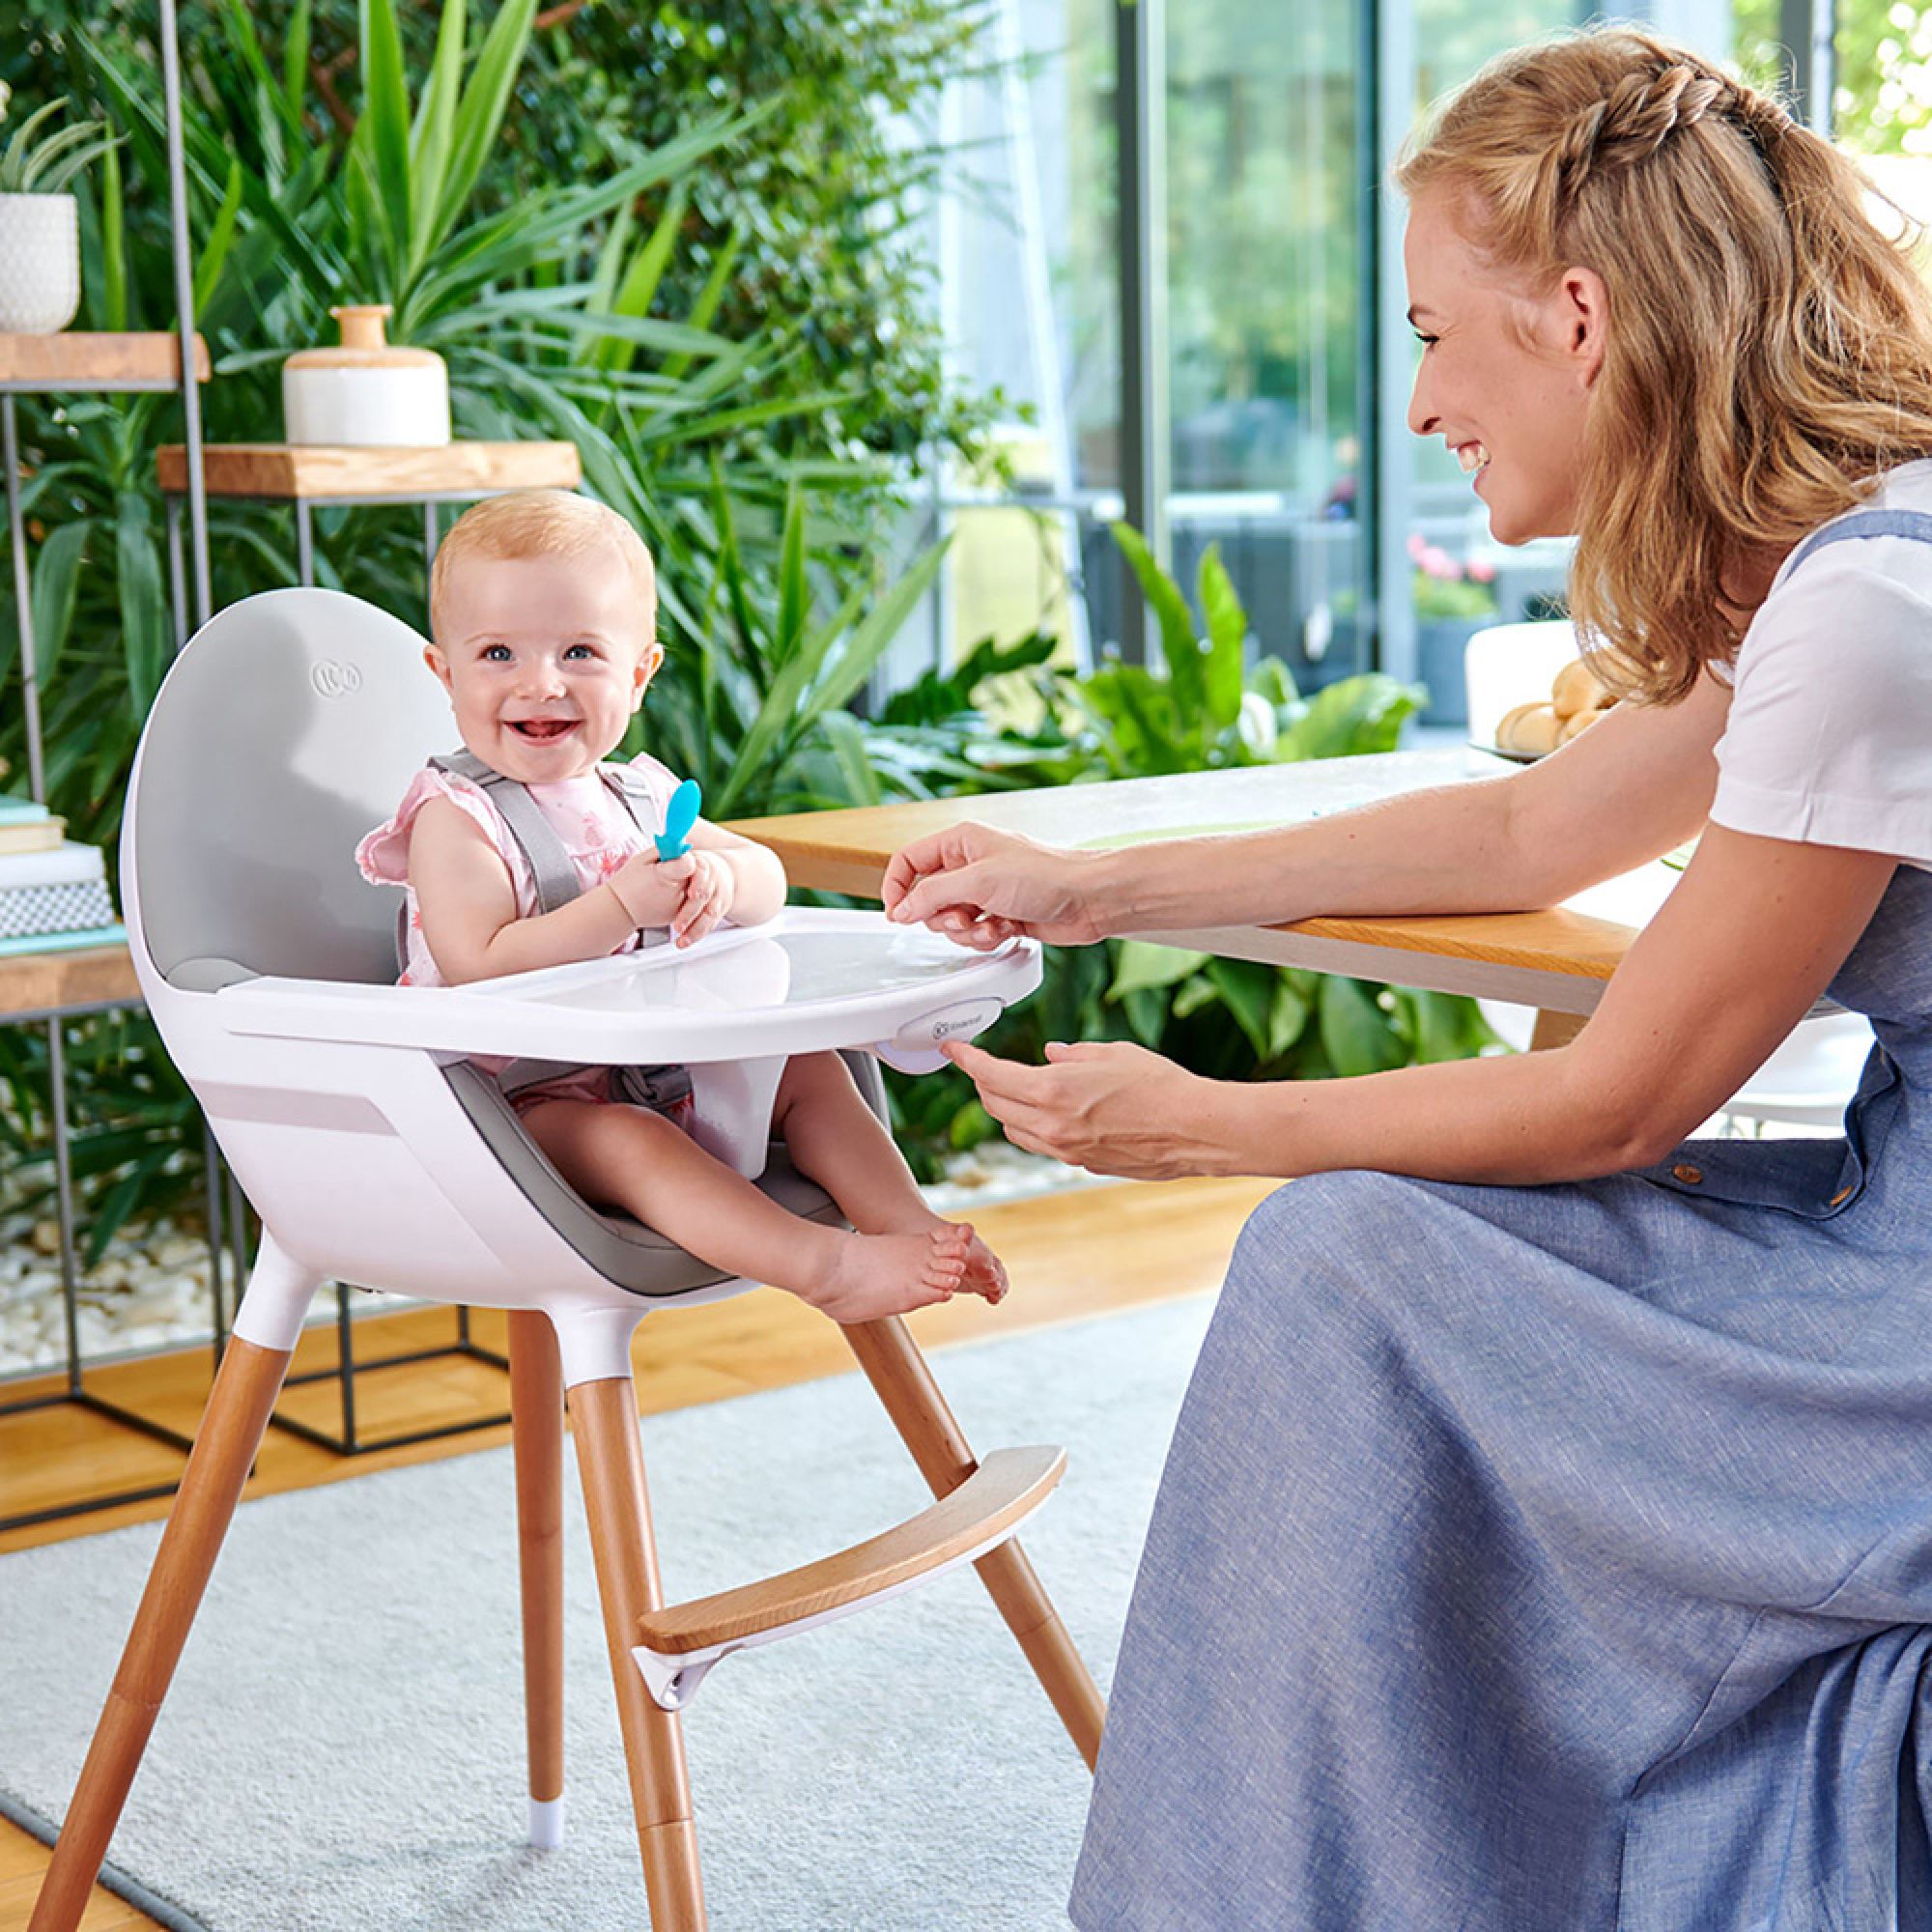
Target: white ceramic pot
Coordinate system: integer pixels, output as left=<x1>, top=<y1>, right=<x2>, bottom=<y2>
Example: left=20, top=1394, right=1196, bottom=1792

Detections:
left=0, top=193, right=81, bottom=333
left=282, top=303, right=450, bottom=446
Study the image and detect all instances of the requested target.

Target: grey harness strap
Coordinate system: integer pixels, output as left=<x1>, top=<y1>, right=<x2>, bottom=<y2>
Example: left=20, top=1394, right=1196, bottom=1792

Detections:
left=1784, top=506, right=1932, bottom=577
left=394, top=748, right=668, bottom=968
left=402, top=750, right=690, bottom=1110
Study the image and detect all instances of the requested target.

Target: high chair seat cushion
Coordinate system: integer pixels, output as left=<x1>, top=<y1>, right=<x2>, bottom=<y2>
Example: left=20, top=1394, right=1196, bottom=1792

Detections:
left=170, top=957, right=259, bottom=993
left=442, top=1048, right=888, bottom=1299
left=447, top=1061, right=843, bottom=1297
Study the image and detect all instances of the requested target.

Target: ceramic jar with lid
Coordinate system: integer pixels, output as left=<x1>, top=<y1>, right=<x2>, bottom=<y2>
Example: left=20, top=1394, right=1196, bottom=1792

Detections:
left=281, top=304, right=449, bottom=446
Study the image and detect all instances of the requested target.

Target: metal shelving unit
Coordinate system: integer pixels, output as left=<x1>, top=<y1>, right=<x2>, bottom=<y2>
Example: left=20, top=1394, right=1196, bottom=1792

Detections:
left=0, top=0, right=217, bottom=1531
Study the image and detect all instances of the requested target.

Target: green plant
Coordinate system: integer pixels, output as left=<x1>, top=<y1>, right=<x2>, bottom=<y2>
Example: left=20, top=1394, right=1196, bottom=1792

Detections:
left=636, top=467, right=955, bottom=818
left=0, top=2, right=995, bottom=1252
left=516, top=1, right=1011, bottom=488
left=0, top=88, right=121, bottom=194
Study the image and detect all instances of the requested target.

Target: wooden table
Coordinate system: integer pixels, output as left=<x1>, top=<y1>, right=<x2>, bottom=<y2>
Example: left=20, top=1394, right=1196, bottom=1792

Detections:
left=729, top=748, right=1685, bottom=1032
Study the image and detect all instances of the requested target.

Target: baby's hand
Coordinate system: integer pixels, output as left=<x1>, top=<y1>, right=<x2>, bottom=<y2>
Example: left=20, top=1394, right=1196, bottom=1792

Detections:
left=608, top=849, right=696, bottom=930
left=672, top=849, right=736, bottom=948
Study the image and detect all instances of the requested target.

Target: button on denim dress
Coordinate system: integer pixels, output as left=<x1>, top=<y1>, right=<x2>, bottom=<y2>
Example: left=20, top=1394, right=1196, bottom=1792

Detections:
left=1072, top=526, right=1932, bottom=1931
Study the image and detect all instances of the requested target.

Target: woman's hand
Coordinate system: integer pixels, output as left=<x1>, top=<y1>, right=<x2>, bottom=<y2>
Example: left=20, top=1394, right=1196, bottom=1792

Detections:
left=884, top=822, right=1109, bottom=950
left=944, top=1037, right=1221, bottom=1179
left=671, top=848, right=736, bottom=947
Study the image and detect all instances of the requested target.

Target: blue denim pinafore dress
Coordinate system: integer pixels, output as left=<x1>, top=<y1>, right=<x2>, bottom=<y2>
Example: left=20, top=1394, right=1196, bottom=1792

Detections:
left=1072, top=517, right=1932, bottom=1931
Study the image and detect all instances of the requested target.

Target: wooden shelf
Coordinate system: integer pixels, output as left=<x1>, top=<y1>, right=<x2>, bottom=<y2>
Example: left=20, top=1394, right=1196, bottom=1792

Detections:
left=0, top=943, right=140, bottom=1021
left=156, top=440, right=582, bottom=501
left=0, top=331, right=210, bottom=390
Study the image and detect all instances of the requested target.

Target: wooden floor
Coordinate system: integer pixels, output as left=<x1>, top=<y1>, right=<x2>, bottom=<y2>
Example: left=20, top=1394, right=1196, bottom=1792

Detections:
left=0, top=1174, right=1272, bottom=1931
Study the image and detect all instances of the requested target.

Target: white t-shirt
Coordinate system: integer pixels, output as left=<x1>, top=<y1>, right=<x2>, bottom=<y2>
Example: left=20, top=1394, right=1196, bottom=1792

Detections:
left=1710, top=458, right=1932, bottom=872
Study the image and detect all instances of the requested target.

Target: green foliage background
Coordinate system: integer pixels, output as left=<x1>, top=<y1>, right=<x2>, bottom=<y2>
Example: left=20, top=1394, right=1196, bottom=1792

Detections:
left=0, top=0, right=1503, bottom=1255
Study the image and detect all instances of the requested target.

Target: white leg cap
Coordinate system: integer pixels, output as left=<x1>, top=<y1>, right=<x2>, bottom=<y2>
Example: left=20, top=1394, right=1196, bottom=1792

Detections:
left=528, top=1794, right=565, bottom=1850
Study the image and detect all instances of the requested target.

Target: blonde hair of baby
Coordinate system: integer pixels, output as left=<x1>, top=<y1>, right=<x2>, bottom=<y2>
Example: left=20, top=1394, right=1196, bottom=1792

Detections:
left=430, top=490, right=657, bottom=647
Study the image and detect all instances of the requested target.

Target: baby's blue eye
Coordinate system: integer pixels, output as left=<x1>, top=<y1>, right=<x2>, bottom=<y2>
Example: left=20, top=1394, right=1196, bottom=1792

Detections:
left=482, top=644, right=511, bottom=661
left=564, top=643, right=594, bottom=660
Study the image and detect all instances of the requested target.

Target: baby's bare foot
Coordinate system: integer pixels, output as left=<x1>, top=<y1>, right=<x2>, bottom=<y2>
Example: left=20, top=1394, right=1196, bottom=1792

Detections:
left=807, top=1223, right=973, bottom=1324
left=955, top=1226, right=1008, bottom=1304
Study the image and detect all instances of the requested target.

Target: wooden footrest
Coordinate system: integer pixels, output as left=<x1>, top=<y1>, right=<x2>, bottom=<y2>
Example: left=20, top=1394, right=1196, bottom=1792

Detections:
left=631, top=1445, right=1065, bottom=1708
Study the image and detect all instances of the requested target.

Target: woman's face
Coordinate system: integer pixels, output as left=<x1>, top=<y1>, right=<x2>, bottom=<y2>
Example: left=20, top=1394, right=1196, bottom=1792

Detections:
left=1404, top=190, right=1606, bottom=545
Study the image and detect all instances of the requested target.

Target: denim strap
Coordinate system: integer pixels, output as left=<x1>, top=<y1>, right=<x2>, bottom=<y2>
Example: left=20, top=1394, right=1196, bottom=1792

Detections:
left=1784, top=507, right=1932, bottom=579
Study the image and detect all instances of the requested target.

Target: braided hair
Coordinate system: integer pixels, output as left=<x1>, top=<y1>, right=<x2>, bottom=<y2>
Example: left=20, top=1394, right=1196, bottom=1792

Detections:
left=1553, top=63, right=1787, bottom=198
left=1396, top=28, right=1932, bottom=703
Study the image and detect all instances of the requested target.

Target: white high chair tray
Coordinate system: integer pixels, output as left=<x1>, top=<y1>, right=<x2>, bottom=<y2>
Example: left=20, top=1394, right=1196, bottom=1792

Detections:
left=213, top=908, right=1038, bottom=1066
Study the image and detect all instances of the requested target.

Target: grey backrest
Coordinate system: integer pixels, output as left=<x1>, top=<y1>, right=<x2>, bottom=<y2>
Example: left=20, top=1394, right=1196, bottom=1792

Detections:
left=131, top=587, right=451, bottom=988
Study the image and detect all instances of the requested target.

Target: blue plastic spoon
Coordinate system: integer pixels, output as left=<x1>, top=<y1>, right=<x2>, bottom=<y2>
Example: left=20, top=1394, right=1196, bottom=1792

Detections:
left=654, top=778, right=702, bottom=861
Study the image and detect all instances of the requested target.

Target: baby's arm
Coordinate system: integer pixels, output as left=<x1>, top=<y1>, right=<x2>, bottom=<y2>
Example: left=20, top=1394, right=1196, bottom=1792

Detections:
left=410, top=795, right=694, bottom=983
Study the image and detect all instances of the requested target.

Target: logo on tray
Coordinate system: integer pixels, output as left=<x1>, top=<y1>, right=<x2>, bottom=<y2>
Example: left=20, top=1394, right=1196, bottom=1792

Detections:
left=310, top=659, right=363, bottom=699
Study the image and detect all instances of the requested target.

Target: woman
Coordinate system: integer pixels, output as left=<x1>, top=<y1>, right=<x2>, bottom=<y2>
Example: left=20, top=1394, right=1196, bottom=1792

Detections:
left=885, top=28, right=1932, bottom=1929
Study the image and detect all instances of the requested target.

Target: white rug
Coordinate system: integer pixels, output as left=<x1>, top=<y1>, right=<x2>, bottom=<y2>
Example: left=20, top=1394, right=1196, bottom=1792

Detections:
left=0, top=1294, right=1217, bottom=1932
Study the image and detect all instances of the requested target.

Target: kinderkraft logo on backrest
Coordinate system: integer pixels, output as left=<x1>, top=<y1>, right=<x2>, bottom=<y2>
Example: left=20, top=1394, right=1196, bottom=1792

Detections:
left=310, top=660, right=363, bottom=699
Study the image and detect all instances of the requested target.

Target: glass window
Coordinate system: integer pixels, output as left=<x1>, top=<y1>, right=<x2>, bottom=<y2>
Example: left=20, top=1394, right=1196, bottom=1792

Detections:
left=923, top=0, right=1115, bottom=679
left=1158, top=0, right=1370, bottom=690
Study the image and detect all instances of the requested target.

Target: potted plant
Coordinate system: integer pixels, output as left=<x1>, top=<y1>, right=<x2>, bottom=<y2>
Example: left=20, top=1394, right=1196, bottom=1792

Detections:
left=0, top=86, right=121, bottom=333
left=1407, top=531, right=1500, bottom=724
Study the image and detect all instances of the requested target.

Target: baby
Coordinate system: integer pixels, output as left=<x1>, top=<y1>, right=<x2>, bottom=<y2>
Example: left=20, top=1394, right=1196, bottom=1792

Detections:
left=355, top=489, right=1007, bottom=1323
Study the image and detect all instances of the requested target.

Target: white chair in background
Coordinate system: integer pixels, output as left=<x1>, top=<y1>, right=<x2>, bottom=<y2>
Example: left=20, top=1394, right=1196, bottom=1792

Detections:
left=1463, top=620, right=1871, bottom=1133
left=30, top=588, right=1102, bottom=1932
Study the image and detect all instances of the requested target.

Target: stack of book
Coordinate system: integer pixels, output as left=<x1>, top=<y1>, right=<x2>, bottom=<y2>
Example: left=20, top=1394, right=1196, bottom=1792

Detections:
left=0, top=794, right=125, bottom=958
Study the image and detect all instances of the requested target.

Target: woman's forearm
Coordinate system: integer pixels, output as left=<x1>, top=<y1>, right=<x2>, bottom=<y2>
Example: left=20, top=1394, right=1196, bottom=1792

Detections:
left=1187, top=1042, right=1648, bottom=1187
left=1085, top=773, right=1541, bottom=935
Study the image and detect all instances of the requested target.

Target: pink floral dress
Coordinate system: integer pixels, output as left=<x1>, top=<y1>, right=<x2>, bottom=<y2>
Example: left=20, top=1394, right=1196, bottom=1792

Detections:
left=355, top=753, right=695, bottom=1118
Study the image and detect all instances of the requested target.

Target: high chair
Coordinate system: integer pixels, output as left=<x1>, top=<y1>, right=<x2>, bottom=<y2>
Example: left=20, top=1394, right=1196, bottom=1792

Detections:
left=31, top=587, right=1104, bottom=1932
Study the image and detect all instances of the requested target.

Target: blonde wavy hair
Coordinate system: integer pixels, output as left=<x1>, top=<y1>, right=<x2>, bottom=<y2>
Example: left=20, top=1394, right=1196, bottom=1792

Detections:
left=429, top=490, right=656, bottom=647
left=1395, top=25, right=1932, bottom=703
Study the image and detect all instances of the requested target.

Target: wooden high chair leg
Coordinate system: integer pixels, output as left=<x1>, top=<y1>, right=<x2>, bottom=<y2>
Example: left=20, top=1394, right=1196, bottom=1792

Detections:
left=30, top=1338, right=294, bottom=1932
left=568, top=1377, right=707, bottom=1931
left=843, top=1317, right=1107, bottom=1770
left=507, top=1312, right=566, bottom=1846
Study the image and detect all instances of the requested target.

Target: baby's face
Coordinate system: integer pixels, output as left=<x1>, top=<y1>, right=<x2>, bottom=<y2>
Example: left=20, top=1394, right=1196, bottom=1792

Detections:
left=427, top=548, right=660, bottom=783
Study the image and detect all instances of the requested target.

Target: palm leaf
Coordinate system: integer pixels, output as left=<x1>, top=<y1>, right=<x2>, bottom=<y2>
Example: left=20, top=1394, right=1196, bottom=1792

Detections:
left=409, top=0, right=468, bottom=273
left=1, top=99, right=67, bottom=192
left=191, top=158, right=245, bottom=316
left=592, top=183, right=690, bottom=375
left=27, top=524, right=91, bottom=689
left=661, top=222, right=744, bottom=382
left=357, top=0, right=414, bottom=290
left=283, top=0, right=313, bottom=125
left=1111, top=521, right=1205, bottom=719
left=804, top=538, right=951, bottom=721
left=1196, top=544, right=1247, bottom=729
left=99, top=142, right=128, bottom=329
left=424, top=0, right=539, bottom=258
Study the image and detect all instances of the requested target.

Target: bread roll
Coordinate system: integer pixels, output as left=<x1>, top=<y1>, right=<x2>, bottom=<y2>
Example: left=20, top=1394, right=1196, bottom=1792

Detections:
left=1557, top=702, right=1613, bottom=745
left=1550, top=658, right=1613, bottom=720
left=1495, top=700, right=1562, bottom=756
